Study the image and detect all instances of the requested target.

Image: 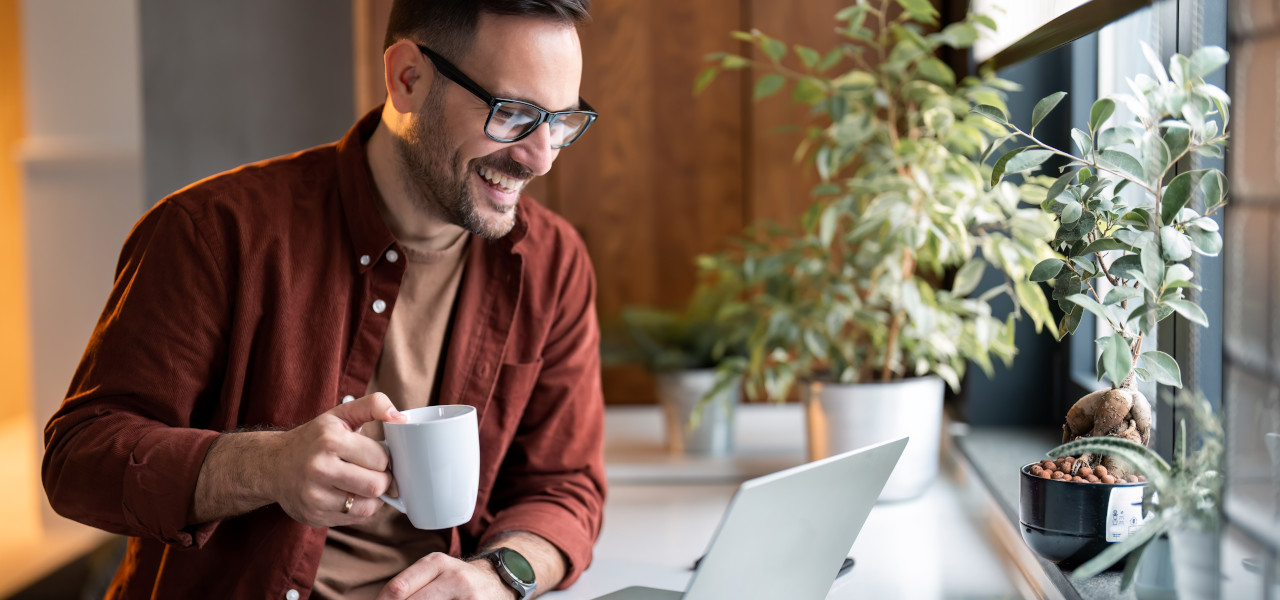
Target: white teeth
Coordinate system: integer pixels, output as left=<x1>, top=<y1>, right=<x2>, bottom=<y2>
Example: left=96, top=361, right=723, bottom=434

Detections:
left=478, top=166, right=519, bottom=194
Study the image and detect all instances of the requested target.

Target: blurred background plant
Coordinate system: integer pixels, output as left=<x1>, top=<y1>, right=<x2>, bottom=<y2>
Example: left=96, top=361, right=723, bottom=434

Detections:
left=695, top=0, right=1059, bottom=403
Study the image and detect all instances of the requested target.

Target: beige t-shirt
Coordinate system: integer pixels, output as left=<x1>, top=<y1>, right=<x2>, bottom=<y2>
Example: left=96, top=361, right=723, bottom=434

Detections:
left=313, top=229, right=471, bottom=600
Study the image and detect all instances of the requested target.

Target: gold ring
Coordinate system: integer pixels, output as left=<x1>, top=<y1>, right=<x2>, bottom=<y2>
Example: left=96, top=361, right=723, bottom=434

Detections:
left=342, top=492, right=355, bottom=514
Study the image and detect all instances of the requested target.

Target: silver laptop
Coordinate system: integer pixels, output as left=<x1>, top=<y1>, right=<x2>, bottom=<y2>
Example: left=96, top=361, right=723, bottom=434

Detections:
left=594, top=436, right=908, bottom=600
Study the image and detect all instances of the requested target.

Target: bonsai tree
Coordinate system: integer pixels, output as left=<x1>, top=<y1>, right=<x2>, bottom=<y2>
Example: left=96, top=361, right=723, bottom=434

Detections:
left=1048, top=389, right=1224, bottom=589
left=976, top=43, right=1229, bottom=476
left=696, top=0, right=1059, bottom=402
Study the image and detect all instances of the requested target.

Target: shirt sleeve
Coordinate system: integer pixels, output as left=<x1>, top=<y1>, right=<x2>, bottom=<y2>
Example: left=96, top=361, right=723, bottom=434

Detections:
left=42, top=200, right=230, bottom=547
left=478, top=236, right=607, bottom=589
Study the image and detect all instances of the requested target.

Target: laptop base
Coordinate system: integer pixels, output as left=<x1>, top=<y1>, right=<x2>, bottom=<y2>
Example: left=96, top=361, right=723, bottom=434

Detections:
left=594, top=586, right=683, bottom=599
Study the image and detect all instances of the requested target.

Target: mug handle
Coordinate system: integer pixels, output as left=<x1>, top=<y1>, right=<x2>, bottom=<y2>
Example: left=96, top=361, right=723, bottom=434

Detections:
left=378, top=440, right=407, bottom=514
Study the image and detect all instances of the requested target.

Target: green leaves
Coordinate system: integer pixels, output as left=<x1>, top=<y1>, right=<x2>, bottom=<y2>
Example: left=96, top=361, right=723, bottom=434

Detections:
left=1089, top=98, right=1116, bottom=133
left=694, top=67, right=719, bottom=94
left=761, top=37, right=787, bottom=61
left=991, top=147, right=1052, bottom=185
left=1138, top=350, right=1182, bottom=387
left=754, top=74, right=786, bottom=99
left=1102, top=332, right=1133, bottom=389
left=972, top=104, right=1009, bottom=125
left=952, top=258, right=987, bottom=297
left=1190, top=46, right=1230, bottom=79
left=1160, top=226, right=1193, bottom=262
left=1100, top=149, right=1147, bottom=183
left=1029, top=258, right=1064, bottom=282
left=1031, top=91, right=1067, bottom=133
left=917, top=57, right=956, bottom=87
left=895, top=0, right=938, bottom=24
left=1161, top=170, right=1203, bottom=225
left=795, top=45, right=821, bottom=69
left=1166, top=299, right=1209, bottom=327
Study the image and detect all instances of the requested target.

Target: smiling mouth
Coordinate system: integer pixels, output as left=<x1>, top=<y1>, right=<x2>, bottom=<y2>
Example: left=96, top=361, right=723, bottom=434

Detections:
left=476, top=165, right=523, bottom=195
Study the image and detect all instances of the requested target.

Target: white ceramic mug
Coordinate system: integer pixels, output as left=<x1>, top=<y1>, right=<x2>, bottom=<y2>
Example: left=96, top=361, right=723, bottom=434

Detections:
left=379, top=404, right=480, bottom=530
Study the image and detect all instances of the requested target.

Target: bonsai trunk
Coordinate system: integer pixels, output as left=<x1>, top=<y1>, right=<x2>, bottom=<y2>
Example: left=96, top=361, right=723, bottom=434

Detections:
left=1060, top=372, right=1153, bottom=478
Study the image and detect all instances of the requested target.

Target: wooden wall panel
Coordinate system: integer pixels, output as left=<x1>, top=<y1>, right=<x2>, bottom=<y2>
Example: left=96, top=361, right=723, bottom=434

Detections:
left=746, top=0, right=853, bottom=227
left=555, top=1, right=747, bottom=403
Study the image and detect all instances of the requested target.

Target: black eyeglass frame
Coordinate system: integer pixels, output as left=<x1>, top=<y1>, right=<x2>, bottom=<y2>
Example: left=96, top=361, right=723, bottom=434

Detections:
left=416, top=44, right=598, bottom=149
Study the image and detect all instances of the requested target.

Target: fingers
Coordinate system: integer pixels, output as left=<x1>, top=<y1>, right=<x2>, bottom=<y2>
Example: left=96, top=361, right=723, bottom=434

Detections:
left=376, top=554, right=511, bottom=600
left=338, top=431, right=392, bottom=472
left=377, top=554, right=448, bottom=600
left=329, top=392, right=407, bottom=432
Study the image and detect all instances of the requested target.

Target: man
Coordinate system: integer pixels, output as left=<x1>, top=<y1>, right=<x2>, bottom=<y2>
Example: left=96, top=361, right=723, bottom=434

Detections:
left=41, top=1, right=605, bottom=598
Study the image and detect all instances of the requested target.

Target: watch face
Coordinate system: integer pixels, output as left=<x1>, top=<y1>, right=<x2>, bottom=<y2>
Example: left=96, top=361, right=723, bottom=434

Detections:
left=499, top=547, right=535, bottom=584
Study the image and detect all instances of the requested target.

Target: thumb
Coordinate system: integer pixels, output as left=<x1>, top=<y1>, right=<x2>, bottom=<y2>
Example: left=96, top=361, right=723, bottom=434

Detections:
left=329, top=392, right=406, bottom=431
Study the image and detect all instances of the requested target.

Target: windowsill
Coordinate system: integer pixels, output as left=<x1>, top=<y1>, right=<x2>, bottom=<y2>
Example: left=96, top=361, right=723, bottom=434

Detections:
left=951, top=424, right=1140, bottom=600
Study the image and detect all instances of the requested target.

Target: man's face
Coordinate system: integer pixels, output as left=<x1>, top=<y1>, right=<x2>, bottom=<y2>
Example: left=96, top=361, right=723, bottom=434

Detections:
left=396, top=14, right=584, bottom=239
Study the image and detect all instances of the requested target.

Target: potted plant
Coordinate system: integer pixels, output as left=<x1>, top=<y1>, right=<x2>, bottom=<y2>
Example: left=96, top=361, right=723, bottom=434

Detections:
left=602, top=278, right=748, bottom=456
left=975, top=42, right=1229, bottom=580
left=1049, top=390, right=1224, bottom=597
left=697, top=0, right=1059, bottom=500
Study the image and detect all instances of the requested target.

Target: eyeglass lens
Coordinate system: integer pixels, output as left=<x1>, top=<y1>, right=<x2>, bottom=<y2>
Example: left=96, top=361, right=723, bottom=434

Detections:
left=488, top=101, right=592, bottom=147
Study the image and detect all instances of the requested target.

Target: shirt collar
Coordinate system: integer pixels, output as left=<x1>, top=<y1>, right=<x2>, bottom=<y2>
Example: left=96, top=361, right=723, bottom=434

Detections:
left=337, top=107, right=530, bottom=270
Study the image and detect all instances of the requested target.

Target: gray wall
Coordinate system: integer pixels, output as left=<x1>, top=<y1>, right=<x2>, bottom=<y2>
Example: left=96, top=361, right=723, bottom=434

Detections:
left=141, top=0, right=355, bottom=204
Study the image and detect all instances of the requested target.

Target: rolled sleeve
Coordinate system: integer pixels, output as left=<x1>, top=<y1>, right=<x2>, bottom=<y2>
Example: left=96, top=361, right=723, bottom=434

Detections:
left=123, top=427, right=222, bottom=546
left=484, top=235, right=607, bottom=588
left=43, top=199, right=232, bottom=545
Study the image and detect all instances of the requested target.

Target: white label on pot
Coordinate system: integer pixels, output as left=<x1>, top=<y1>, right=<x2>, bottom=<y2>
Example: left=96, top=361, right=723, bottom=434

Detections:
left=1106, top=486, right=1149, bottom=542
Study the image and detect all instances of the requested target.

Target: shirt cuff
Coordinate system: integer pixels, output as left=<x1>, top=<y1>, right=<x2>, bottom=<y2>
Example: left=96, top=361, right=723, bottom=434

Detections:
left=122, top=426, right=222, bottom=546
left=481, top=502, right=598, bottom=588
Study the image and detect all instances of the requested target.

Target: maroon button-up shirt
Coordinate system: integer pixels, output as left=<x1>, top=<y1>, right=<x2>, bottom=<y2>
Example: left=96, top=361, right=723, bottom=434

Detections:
left=42, top=109, right=607, bottom=599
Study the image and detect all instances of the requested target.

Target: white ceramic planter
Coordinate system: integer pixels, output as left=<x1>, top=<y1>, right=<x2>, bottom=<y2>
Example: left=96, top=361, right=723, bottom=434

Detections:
left=804, top=375, right=944, bottom=501
left=655, top=369, right=738, bottom=456
left=1169, top=526, right=1221, bottom=600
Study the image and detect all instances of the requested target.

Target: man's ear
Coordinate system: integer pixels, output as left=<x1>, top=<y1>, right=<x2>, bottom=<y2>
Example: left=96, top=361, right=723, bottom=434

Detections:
left=384, top=40, right=431, bottom=114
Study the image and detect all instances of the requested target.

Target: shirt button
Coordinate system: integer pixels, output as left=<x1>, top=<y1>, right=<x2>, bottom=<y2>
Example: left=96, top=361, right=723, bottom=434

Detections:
left=372, top=299, right=387, bottom=314
left=359, top=254, right=371, bottom=266
left=285, top=590, right=300, bottom=600
left=341, top=395, right=355, bottom=404
left=386, top=249, right=400, bottom=263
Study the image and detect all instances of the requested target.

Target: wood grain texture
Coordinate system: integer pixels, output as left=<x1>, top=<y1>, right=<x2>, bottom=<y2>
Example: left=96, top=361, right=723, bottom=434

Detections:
left=353, top=0, right=393, bottom=116
left=554, top=1, right=747, bottom=403
left=746, top=0, right=851, bottom=228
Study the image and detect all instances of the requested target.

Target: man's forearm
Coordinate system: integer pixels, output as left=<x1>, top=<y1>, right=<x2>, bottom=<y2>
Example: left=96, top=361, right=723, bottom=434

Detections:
left=188, top=431, right=280, bottom=524
left=477, top=531, right=568, bottom=598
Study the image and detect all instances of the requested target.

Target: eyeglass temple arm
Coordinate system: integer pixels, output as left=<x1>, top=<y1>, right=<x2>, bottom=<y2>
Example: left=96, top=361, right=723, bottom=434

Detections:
left=416, top=44, right=497, bottom=106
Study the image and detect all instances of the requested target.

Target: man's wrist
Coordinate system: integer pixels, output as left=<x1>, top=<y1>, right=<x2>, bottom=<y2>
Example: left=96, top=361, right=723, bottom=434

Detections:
left=472, top=556, right=519, bottom=600
left=476, top=547, right=537, bottom=600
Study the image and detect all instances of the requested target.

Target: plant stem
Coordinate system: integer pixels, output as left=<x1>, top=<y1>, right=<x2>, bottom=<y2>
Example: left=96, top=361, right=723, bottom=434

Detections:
left=880, top=247, right=916, bottom=381
left=1009, top=124, right=1159, bottom=197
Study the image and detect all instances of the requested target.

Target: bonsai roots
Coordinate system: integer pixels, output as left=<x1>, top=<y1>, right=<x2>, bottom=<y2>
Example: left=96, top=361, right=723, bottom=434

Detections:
left=1060, top=373, right=1152, bottom=479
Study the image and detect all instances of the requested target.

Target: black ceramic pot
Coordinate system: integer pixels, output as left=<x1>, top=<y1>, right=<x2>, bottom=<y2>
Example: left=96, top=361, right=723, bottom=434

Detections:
left=1019, top=463, right=1149, bottom=568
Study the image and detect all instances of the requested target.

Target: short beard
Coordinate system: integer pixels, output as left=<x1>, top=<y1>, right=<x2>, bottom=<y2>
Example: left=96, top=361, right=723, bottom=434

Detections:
left=394, top=82, right=524, bottom=240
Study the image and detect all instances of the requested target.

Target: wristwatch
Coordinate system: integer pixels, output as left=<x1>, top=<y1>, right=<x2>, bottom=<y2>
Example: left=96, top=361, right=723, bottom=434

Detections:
left=481, top=547, right=537, bottom=600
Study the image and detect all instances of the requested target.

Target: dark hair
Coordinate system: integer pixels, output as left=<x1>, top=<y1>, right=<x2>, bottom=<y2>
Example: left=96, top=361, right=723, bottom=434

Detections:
left=383, top=0, right=590, bottom=60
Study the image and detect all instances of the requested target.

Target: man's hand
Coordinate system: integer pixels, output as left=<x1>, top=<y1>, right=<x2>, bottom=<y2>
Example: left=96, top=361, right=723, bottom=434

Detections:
left=376, top=553, right=515, bottom=600
left=378, top=532, right=565, bottom=600
left=270, top=392, right=406, bottom=526
left=189, top=392, right=406, bottom=526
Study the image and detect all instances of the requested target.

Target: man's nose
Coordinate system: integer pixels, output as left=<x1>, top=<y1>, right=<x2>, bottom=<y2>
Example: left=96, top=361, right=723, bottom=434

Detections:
left=507, top=123, right=560, bottom=177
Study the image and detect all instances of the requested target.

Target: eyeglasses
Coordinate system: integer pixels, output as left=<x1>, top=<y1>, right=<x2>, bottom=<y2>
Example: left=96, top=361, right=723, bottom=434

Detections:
left=417, top=45, right=598, bottom=149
